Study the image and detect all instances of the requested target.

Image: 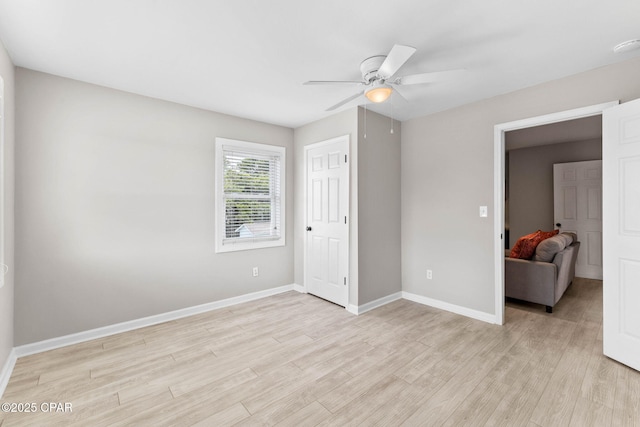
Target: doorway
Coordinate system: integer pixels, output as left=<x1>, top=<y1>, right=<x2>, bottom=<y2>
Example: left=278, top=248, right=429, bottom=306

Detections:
left=493, top=101, right=618, bottom=324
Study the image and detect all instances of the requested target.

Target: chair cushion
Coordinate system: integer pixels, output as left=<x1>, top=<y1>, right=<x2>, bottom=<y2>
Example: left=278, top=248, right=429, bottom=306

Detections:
left=560, top=232, right=577, bottom=245
left=533, top=234, right=568, bottom=262
left=510, top=229, right=559, bottom=260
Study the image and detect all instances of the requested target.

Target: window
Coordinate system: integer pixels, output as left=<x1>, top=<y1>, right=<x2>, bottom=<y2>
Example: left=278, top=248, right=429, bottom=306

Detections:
left=215, top=138, right=285, bottom=252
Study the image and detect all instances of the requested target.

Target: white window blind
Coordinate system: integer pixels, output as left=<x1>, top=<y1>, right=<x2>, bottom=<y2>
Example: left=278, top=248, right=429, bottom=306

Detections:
left=215, top=138, right=285, bottom=252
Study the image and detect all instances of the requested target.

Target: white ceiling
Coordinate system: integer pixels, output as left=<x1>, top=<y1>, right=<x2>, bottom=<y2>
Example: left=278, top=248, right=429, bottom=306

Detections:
left=506, top=115, right=602, bottom=151
left=0, top=0, right=639, bottom=128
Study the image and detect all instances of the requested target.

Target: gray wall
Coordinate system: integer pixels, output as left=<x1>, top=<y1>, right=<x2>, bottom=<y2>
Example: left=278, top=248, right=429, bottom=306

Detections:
left=357, top=108, right=401, bottom=304
left=15, top=69, right=294, bottom=345
left=402, top=56, right=640, bottom=316
left=0, top=41, right=15, bottom=371
left=10, top=55, right=640, bottom=346
left=508, top=138, right=602, bottom=248
left=293, top=108, right=360, bottom=305
left=293, top=107, right=402, bottom=307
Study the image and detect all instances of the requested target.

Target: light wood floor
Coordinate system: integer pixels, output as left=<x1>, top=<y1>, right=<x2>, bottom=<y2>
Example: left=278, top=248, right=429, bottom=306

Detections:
left=1, top=278, right=638, bottom=426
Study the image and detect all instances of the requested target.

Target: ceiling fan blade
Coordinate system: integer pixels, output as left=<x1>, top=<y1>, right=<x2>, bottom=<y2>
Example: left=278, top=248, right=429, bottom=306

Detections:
left=304, top=81, right=363, bottom=86
left=391, top=86, right=408, bottom=103
left=326, top=91, right=364, bottom=111
left=395, top=69, right=466, bottom=86
left=378, top=44, right=417, bottom=79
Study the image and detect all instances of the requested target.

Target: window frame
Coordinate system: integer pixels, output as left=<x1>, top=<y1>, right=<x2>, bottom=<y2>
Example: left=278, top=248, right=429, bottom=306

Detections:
left=215, top=137, right=286, bottom=253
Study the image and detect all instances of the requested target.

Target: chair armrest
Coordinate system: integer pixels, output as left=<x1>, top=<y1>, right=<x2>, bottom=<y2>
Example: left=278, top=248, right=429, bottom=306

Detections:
left=505, top=257, right=557, bottom=307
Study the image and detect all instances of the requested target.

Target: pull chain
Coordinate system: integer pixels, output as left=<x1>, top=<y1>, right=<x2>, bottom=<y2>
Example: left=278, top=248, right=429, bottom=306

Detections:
left=364, top=104, right=367, bottom=139
left=389, top=97, right=395, bottom=134
left=390, top=104, right=394, bottom=134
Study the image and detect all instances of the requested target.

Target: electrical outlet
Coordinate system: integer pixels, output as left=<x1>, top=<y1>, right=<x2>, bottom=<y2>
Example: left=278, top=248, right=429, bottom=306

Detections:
left=252, top=267, right=259, bottom=277
left=427, top=269, right=433, bottom=280
left=479, top=206, right=488, bottom=217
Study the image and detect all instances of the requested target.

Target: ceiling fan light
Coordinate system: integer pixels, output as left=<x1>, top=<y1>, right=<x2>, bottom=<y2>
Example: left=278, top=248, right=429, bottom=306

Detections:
left=365, top=85, right=392, bottom=103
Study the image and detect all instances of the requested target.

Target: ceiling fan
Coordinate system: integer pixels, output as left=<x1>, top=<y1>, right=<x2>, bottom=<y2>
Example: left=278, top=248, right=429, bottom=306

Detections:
left=304, top=44, right=464, bottom=111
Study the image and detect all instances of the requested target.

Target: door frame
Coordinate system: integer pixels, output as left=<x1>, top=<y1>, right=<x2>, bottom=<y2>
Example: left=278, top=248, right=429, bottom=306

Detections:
left=0, top=76, right=4, bottom=289
left=303, top=135, right=350, bottom=309
left=493, top=101, right=618, bottom=325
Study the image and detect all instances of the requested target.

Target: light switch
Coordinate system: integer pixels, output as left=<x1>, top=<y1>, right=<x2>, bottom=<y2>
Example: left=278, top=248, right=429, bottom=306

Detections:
left=479, top=206, right=488, bottom=217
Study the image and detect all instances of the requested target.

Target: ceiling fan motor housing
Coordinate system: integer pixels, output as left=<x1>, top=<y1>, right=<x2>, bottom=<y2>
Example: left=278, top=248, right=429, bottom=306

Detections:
left=360, top=55, right=387, bottom=83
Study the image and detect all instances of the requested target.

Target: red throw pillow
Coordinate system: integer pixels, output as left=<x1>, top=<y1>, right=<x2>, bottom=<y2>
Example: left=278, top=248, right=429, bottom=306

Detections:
left=538, top=229, right=559, bottom=240
left=509, top=231, right=539, bottom=259
left=509, top=229, right=559, bottom=259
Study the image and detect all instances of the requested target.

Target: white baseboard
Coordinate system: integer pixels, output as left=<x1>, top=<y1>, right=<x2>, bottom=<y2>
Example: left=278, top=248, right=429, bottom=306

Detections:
left=292, top=283, right=306, bottom=293
left=0, top=348, right=17, bottom=398
left=402, top=291, right=498, bottom=324
left=9, top=284, right=498, bottom=370
left=14, top=284, right=296, bottom=358
left=347, top=292, right=403, bottom=315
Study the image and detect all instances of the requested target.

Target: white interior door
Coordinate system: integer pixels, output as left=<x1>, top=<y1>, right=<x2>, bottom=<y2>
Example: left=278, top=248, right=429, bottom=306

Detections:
left=603, top=98, right=640, bottom=372
left=553, top=160, right=603, bottom=279
left=305, top=136, right=349, bottom=307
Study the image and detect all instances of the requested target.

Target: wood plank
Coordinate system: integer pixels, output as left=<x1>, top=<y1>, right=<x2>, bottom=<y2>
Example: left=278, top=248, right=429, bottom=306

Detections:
left=1, top=281, right=635, bottom=426
left=611, top=362, right=640, bottom=426
left=235, top=368, right=352, bottom=425
left=569, top=396, right=613, bottom=427
left=191, top=402, right=251, bottom=427
left=274, top=401, right=332, bottom=427
left=530, top=338, right=596, bottom=425
left=579, top=335, right=618, bottom=409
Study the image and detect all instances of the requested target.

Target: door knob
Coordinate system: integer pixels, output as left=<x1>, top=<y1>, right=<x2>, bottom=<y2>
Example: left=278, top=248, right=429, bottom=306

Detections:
left=306, top=226, right=312, bottom=231
left=556, top=223, right=562, bottom=227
